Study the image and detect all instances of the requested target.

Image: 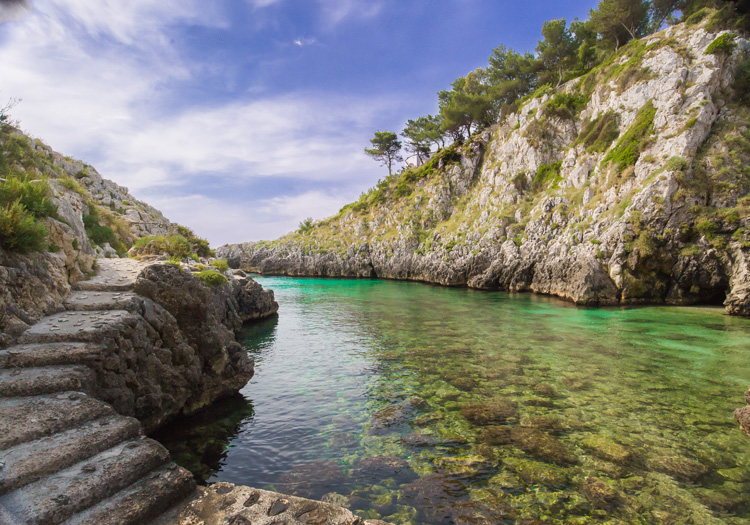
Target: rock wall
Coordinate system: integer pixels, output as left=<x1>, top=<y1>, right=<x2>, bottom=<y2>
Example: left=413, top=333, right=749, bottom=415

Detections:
left=221, top=21, right=750, bottom=315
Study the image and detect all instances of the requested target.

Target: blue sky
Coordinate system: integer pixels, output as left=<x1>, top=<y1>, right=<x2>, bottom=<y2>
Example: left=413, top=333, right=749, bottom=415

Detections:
left=0, top=0, right=597, bottom=245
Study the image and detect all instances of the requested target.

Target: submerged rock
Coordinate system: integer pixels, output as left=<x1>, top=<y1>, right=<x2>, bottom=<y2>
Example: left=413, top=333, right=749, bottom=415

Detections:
left=369, top=397, right=428, bottom=432
left=503, top=457, right=571, bottom=488
left=276, top=460, right=347, bottom=500
left=580, top=435, right=632, bottom=464
left=355, top=455, right=415, bottom=483
left=510, top=428, right=576, bottom=465
left=461, top=400, right=516, bottom=425
left=580, top=476, right=620, bottom=508
left=646, top=454, right=708, bottom=482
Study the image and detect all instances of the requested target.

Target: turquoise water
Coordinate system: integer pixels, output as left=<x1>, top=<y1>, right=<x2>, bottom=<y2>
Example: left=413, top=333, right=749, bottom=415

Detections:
left=155, top=277, right=750, bottom=524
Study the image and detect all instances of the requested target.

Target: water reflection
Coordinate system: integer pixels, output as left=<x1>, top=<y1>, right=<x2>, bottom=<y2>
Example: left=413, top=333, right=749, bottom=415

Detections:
left=152, top=394, right=254, bottom=484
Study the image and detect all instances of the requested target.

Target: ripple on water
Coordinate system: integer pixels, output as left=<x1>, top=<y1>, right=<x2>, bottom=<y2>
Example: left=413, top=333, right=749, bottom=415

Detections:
left=154, top=277, right=750, bottom=524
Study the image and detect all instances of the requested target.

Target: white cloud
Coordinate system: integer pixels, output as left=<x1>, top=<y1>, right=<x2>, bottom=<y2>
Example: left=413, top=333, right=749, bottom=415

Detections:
left=0, top=0, right=406, bottom=245
left=293, top=37, right=316, bottom=47
left=147, top=190, right=352, bottom=246
left=248, top=0, right=280, bottom=8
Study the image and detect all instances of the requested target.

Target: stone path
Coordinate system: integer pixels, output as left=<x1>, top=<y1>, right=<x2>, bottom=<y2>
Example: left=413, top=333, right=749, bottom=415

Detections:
left=0, top=259, right=196, bottom=525
left=0, top=258, right=391, bottom=525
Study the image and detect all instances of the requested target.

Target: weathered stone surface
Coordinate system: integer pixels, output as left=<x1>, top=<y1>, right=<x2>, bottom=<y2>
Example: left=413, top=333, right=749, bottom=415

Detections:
left=0, top=365, right=94, bottom=397
left=0, top=392, right=115, bottom=449
left=734, top=385, right=750, bottom=438
left=369, top=397, right=428, bottom=431
left=0, top=414, right=141, bottom=494
left=156, top=483, right=393, bottom=525
left=0, top=437, right=170, bottom=524
left=461, top=400, right=517, bottom=425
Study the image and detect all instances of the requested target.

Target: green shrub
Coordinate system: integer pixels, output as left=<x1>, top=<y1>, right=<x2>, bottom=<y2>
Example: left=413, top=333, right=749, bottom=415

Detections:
left=733, top=56, right=750, bottom=106
left=545, top=92, right=588, bottom=120
left=210, top=259, right=229, bottom=272
left=59, top=175, right=86, bottom=196
left=174, top=225, right=213, bottom=257
left=82, top=204, right=128, bottom=256
left=0, top=174, right=57, bottom=218
left=297, top=217, right=314, bottom=234
left=0, top=200, right=48, bottom=252
left=705, top=33, right=736, bottom=55
left=576, top=111, right=620, bottom=152
left=531, top=161, right=563, bottom=192
left=196, top=270, right=227, bottom=287
left=131, top=234, right=193, bottom=259
left=696, top=217, right=719, bottom=237
left=603, top=101, right=656, bottom=174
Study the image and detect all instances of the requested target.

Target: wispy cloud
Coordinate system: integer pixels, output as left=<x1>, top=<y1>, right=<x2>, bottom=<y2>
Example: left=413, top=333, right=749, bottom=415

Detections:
left=316, top=0, right=383, bottom=27
left=293, top=37, right=316, bottom=47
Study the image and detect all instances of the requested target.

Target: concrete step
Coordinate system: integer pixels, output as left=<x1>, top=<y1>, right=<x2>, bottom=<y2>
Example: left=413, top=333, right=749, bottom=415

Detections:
left=0, top=437, right=170, bottom=525
left=72, top=259, right=145, bottom=293
left=63, top=291, right=140, bottom=312
left=0, top=343, right=103, bottom=369
left=18, top=310, right=134, bottom=344
left=64, top=464, right=196, bottom=525
left=0, top=366, right=94, bottom=397
left=0, top=392, right=115, bottom=449
left=0, top=414, right=141, bottom=495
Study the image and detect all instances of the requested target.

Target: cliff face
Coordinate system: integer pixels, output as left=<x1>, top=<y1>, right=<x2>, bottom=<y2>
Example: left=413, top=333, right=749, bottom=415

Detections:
left=221, top=21, right=750, bottom=315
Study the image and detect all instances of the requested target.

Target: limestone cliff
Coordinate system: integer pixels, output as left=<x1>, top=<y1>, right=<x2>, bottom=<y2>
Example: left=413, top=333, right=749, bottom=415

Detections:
left=221, top=20, right=750, bottom=315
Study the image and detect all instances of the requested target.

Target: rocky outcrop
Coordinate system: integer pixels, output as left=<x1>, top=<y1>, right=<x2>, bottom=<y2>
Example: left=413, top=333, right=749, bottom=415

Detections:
left=8, top=258, right=277, bottom=433
left=734, top=386, right=750, bottom=438
left=221, top=21, right=750, bottom=316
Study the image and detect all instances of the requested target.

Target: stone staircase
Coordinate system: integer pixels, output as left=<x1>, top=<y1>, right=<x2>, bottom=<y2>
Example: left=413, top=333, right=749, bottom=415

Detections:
left=0, top=259, right=196, bottom=525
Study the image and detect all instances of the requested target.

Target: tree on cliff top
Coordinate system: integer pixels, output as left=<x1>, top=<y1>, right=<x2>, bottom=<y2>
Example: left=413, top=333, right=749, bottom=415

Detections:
left=536, top=19, right=577, bottom=87
left=365, top=131, right=402, bottom=176
left=590, top=0, right=650, bottom=49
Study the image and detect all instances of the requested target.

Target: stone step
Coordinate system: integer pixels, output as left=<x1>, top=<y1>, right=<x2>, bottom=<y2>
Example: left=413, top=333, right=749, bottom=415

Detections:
left=72, top=259, right=145, bottom=293
left=63, top=291, right=141, bottom=312
left=0, top=437, right=170, bottom=525
left=0, top=343, right=103, bottom=369
left=18, top=310, right=134, bottom=344
left=0, top=392, right=115, bottom=449
left=0, top=366, right=94, bottom=397
left=0, top=414, right=141, bottom=495
left=63, top=464, right=196, bottom=525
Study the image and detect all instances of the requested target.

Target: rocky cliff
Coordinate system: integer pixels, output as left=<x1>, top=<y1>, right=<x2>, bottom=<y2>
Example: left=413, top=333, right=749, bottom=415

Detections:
left=221, top=20, right=750, bottom=315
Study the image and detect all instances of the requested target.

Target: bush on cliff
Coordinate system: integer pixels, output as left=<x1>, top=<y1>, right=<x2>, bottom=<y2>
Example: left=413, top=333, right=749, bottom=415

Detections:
left=0, top=199, right=48, bottom=252
left=196, top=270, right=228, bottom=287
left=131, top=234, right=193, bottom=259
left=210, top=259, right=229, bottom=272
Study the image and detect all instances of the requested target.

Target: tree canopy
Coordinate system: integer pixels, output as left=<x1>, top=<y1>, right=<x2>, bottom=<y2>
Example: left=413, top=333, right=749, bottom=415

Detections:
left=365, top=131, right=403, bottom=176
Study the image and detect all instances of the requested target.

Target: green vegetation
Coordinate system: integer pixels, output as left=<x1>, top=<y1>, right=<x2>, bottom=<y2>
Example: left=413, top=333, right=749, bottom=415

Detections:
left=130, top=226, right=212, bottom=261
left=0, top=200, right=48, bottom=252
left=210, top=259, right=229, bottom=272
left=603, top=100, right=656, bottom=173
left=364, top=131, right=403, bottom=176
left=532, top=162, right=563, bottom=192
left=174, top=225, right=213, bottom=258
left=131, top=234, right=192, bottom=259
left=195, top=270, right=228, bottom=287
left=576, top=111, right=621, bottom=151
left=545, top=92, right=589, bottom=120
left=0, top=130, right=58, bottom=253
left=705, top=32, right=736, bottom=54
left=82, top=204, right=131, bottom=256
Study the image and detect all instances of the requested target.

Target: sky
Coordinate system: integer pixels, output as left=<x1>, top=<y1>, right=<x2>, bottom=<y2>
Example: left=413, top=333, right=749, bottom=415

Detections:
left=0, top=0, right=598, bottom=246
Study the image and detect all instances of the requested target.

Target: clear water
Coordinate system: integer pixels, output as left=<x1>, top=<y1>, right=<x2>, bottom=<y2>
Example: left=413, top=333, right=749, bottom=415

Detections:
left=154, top=276, right=750, bottom=524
